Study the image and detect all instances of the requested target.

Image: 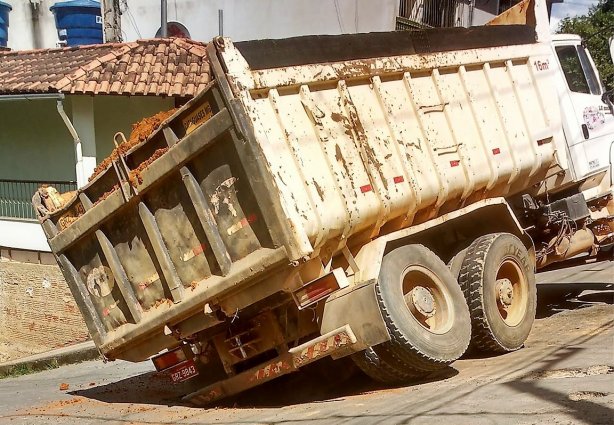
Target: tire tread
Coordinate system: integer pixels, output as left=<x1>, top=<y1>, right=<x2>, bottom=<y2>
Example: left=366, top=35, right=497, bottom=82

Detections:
left=351, top=348, right=414, bottom=384
left=375, top=245, right=470, bottom=371
left=458, top=233, right=523, bottom=353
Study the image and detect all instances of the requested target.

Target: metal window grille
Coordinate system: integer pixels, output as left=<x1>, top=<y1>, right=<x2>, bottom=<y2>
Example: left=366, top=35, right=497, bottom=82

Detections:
left=0, top=179, right=77, bottom=220
left=397, top=0, right=473, bottom=30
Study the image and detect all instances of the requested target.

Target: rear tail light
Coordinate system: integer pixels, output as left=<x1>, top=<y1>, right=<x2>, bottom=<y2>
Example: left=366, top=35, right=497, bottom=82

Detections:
left=292, top=268, right=348, bottom=309
left=152, top=346, right=190, bottom=371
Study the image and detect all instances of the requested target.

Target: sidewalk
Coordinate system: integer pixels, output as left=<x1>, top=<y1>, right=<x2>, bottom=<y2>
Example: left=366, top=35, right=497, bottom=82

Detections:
left=0, top=341, right=100, bottom=377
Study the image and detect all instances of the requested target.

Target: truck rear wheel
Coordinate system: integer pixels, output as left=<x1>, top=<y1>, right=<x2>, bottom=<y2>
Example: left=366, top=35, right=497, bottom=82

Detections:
left=458, top=233, right=536, bottom=353
left=372, top=244, right=471, bottom=374
left=448, top=247, right=468, bottom=279
left=351, top=347, right=416, bottom=384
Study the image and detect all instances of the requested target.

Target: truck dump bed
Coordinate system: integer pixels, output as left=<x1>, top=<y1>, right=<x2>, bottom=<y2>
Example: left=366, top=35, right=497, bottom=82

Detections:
left=38, top=22, right=561, bottom=362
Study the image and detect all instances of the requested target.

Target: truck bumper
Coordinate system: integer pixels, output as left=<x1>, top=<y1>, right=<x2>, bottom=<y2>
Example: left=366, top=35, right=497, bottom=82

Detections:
left=183, top=324, right=357, bottom=406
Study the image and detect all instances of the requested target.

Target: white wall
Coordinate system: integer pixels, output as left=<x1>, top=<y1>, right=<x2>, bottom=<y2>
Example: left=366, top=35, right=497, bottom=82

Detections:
left=4, top=0, right=59, bottom=50
left=0, top=219, right=49, bottom=251
left=121, top=0, right=397, bottom=42
left=3, top=0, right=397, bottom=51
left=471, top=0, right=499, bottom=26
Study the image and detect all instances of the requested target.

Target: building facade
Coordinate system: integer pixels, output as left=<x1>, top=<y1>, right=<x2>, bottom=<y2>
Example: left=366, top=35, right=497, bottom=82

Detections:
left=2, top=0, right=399, bottom=51
left=0, top=37, right=209, bottom=252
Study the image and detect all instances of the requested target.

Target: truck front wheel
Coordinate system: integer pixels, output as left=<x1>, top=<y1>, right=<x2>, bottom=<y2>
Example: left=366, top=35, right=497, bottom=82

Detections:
left=458, top=233, right=536, bottom=353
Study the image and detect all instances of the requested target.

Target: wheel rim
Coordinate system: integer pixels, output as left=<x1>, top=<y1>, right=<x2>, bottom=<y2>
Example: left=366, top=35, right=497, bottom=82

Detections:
left=495, top=258, right=528, bottom=326
left=401, top=265, right=454, bottom=335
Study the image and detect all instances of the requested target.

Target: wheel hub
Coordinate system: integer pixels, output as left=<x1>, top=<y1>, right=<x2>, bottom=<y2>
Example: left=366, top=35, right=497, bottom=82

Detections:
left=409, top=286, right=436, bottom=318
left=496, top=278, right=514, bottom=307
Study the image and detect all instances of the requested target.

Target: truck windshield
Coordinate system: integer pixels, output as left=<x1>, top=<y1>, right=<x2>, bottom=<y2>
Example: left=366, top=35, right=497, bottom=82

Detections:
left=556, top=44, right=601, bottom=95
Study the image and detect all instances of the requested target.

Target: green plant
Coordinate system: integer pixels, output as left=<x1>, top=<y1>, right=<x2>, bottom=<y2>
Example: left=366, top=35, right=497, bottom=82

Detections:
left=0, top=358, right=60, bottom=379
left=558, top=0, right=614, bottom=91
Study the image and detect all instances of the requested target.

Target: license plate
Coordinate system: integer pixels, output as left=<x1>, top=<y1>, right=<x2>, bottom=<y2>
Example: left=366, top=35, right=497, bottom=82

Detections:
left=168, top=359, right=199, bottom=383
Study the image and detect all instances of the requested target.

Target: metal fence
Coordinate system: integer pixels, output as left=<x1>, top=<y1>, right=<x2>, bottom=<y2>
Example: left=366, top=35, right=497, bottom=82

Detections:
left=0, top=179, right=77, bottom=220
left=397, top=0, right=472, bottom=30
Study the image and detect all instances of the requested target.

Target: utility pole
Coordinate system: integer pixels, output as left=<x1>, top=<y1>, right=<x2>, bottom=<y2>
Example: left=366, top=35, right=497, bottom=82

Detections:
left=101, top=0, right=122, bottom=42
left=161, top=0, right=168, bottom=37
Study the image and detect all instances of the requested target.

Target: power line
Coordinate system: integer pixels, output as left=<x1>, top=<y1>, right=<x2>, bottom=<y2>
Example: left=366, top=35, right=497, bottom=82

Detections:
left=334, top=0, right=344, bottom=33
left=121, top=0, right=142, bottom=39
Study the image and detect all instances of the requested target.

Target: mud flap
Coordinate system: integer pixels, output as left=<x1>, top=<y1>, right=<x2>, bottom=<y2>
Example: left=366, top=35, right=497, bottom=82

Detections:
left=320, top=279, right=391, bottom=359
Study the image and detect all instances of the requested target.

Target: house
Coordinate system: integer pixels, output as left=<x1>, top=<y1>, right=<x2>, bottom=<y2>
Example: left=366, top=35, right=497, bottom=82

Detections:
left=396, top=0, right=563, bottom=29
left=0, top=37, right=210, bottom=254
left=1, top=0, right=399, bottom=51
left=0, top=36, right=210, bottom=359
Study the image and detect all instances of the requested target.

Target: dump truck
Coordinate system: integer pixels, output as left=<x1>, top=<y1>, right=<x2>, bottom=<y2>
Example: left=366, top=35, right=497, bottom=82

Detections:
left=33, top=0, right=614, bottom=404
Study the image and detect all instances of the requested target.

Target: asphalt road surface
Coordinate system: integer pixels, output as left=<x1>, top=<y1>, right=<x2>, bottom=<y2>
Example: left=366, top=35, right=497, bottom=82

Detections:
left=0, top=260, right=612, bottom=425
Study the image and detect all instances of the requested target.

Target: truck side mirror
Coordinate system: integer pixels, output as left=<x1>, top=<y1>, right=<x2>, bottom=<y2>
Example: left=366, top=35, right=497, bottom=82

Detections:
left=610, top=36, right=614, bottom=65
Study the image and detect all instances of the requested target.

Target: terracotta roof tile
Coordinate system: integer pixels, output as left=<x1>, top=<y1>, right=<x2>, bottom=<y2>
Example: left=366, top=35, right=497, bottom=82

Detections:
left=0, top=38, right=210, bottom=97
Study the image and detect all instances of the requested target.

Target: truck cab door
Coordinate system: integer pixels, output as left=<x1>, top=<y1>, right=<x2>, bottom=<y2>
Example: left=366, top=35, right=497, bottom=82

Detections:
left=553, top=39, right=614, bottom=182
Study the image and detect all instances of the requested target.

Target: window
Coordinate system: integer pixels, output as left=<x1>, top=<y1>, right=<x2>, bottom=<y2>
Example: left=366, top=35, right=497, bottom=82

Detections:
left=556, top=45, right=601, bottom=95
left=577, top=45, right=601, bottom=95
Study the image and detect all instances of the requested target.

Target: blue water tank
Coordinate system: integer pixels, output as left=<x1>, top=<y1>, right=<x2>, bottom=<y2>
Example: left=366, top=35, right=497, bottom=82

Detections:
left=50, top=0, right=103, bottom=46
left=0, top=1, right=11, bottom=47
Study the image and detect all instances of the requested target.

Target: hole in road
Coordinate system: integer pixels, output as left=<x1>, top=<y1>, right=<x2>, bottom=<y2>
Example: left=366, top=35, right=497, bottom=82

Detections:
left=524, top=365, right=614, bottom=380
left=569, top=391, right=609, bottom=401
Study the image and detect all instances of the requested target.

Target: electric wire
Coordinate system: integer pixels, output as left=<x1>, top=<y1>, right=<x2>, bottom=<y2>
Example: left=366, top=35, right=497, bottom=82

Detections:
left=121, top=0, right=143, bottom=39
left=334, top=0, right=344, bottom=33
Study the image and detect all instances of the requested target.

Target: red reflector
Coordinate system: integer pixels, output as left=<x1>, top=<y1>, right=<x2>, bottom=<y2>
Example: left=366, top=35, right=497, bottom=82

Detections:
left=293, top=271, right=342, bottom=309
left=192, top=243, right=206, bottom=257
left=360, top=184, right=372, bottom=193
left=393, top=176, right=404, bottom=184
left=537, top=138, right=551, bottom=146
left=152, top=347, right=188, bottom=371
left=492, top=148, right=501, bottom=155
left=450, top=160, right=460, bottom=167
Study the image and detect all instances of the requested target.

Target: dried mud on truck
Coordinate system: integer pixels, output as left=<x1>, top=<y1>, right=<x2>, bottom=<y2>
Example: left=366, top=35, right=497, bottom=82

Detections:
left=33, top=0, right=614, bottom=405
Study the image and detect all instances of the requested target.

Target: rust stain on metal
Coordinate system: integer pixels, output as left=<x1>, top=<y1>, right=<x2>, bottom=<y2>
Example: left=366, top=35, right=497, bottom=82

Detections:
left=151, top=298, right=173, bottom=309
left=334, top=144, right=350, bottom=177
left=331, top=112, right=344, bottom=123
left=313, top=179, right=325, bottom=202
left=340, top=87, right=388, bottom=190
left=56, top=201, right=86, bottom=231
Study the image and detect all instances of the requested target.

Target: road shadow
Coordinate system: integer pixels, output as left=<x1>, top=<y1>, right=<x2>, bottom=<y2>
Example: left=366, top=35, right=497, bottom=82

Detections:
left=536, top=282, right=613, bottom=319
left=72, top=356, right=459, bottom=409
left=71, top=369, right=187, bottom=406
left=222, top=360, right=458, bottom=408
left=504, top=343, right=614, bottom=425
left=70, top=273, right=612, bottom=410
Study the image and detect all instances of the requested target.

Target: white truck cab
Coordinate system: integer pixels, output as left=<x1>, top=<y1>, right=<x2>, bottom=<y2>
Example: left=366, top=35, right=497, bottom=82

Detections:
left=551, top=34, right=614, bottom=188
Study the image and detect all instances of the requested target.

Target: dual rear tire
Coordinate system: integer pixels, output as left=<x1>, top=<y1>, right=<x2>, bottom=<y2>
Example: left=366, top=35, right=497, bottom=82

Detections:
left=457, top=233, right=537, bottom=353
left=352, top=234, right=536, bottom=383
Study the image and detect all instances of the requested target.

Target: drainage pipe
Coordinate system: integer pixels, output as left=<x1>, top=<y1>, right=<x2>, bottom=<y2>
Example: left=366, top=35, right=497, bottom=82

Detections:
left=56, top=99, right=86, bottom=188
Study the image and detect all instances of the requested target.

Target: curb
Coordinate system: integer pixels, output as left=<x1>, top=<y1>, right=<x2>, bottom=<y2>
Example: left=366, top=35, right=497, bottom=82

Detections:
left=0, top=341, right=101, bottom=378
